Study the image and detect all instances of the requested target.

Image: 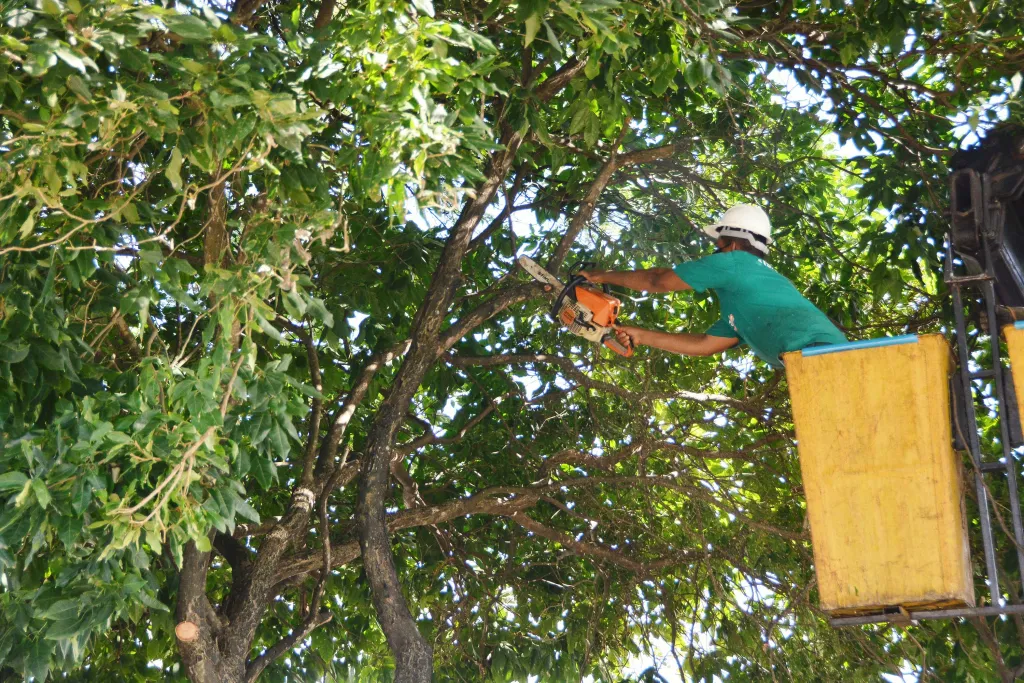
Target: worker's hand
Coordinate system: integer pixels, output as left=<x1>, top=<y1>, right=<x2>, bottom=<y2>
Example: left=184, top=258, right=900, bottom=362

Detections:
left=614, top=324, right=643, bottom=348
left=579, top=269, right=606, bottom=284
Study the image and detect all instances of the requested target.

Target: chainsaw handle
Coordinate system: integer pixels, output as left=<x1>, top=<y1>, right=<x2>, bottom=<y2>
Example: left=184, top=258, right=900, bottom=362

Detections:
left=567, top=261, right=597, bottom=277
left=567, top=261, right=611, bottom=294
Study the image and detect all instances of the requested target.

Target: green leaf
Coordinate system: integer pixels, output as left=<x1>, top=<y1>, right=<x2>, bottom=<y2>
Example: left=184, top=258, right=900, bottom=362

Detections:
left=58, top=518, right=84, bottom=547
left=569, top=103, right=589, bottom=136
left=55, top=47, right=86, bottom=74
left=226, top=486, right=260, bottom=523
left=19, top=212, right=36, bottom=238
left=542, top=19, right=561, bottom=54
left=66, top=74, right=92, bottom=99
left=136, top=590, right=170, bottom=613
left=194, top=534, right=212, bottom=553
left=524, top=14, right=540, bottom=47
left=0, top=472, right=28, bottom=491
left=32, top=479, right=52, bottom=508
left=44, top=615, right=89, bottom=640
left=268, top=96, right=297, bottom=116
left=24, top=638, right=51, bottom=681
left=165, top=148, right=183, bottom=191
left=839, top=42, right=858, bottom=66
left=683, top=60, right=703, bottom=90
left=256, top=315, right=285, bottom=342
left=38, top=599, right=80, bottom=621
left=0, top=342, right=30, bottom=363
left=411, top=0, right=435, bottom=17
left=252, top=454, right=276, bottom=490
left=163, top=14, right=213, bottom=41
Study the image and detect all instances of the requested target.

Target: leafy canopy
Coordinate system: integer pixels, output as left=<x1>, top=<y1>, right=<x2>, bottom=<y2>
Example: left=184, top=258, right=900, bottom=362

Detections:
left=0, top=0, right=1022, bottom=680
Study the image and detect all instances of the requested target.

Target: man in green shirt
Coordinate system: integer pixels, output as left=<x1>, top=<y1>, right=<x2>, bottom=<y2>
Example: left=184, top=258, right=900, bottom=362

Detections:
left=582, top=204, right=847, bottom=368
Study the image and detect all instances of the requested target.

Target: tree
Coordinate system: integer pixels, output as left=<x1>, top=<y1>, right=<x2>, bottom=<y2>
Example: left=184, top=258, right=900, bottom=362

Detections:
left=0, top=0, right=1022, bottom=681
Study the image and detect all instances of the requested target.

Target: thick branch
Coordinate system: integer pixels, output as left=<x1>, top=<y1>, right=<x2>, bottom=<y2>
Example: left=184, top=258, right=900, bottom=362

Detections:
left=220, top=488, right=318, bottom=671
left=316, top=340, right=411, bottom=475
left=203, top=179, right=230, bottom=268
left=439, top=284, right=540, bottom=354
left=277, top=489, right=541, bottom=583
left=547, top=132, right=625, bottom=274
left=445, top=353, right=755, bottom=413
left=244, top=611, right=332, bottom=683
left=548, top=138, right=686, bottom=274
left=511, top=511, right=690, bottom=573
left=355, top=55, right=588, bottom=682
left=397, top=402, right=497, bottom=456
left=468, top=168, right=527, bottom=252
left=213, top=532, right=253, bottom=573
left=275, top=320, right=324, bottom=489
left=176, top=538, right=228, bottom=681
left=534, top=57, right=589, bottom=103
left=230, top=0, right=268, bottom=26
left=313, top=0, right=336, bottom=28
left=243, top=468, right=343, bottom=682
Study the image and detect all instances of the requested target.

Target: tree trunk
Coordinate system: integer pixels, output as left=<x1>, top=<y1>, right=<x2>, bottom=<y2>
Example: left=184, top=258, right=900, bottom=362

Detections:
left=355, top=57, right=587, bottom=681
left=354, top=130, right=527, bottom=682
left=177, top=540, right=247, bottom=682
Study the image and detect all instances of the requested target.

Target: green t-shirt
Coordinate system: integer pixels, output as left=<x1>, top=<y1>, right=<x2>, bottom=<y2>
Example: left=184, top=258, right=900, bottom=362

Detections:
left=674, top=251, right=847, bottom=368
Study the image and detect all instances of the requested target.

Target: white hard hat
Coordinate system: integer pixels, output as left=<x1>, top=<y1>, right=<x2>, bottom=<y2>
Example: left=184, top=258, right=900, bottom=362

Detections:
left=703, top=204, right=772, bottom=255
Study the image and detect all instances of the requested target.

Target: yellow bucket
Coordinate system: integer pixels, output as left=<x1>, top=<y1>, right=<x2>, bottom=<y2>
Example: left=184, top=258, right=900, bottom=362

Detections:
left=784, top=334, right=973, bottom=615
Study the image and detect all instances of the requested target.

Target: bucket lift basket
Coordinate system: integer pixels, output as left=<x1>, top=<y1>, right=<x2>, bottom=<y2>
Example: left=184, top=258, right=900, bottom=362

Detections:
left=831, top=131, right=1024, bottom=626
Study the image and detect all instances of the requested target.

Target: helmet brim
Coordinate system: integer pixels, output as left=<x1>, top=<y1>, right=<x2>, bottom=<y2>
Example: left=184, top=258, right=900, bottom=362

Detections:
left=703, top=223, right=725, bottom=241
left=703, top=223, right=772, bottom=245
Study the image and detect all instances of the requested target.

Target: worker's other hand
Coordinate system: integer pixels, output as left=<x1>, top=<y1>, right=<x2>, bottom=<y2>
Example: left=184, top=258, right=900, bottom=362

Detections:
left=614, top=325, right=643, bottom=348
left=579, top=269, right=605, bottom=284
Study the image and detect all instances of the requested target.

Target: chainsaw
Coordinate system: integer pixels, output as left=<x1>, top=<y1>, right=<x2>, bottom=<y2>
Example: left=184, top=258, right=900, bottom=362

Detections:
left=519, top=256, right=634, bottom=357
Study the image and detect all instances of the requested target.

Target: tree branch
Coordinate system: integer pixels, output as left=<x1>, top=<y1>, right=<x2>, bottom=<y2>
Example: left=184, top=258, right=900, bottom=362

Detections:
left=176, top=537, right=226, bottom=680
left=548, top=136, right=688, bottom=274
left=316, top=340, right=412, bottom=476
left=439, top=284, right=542, bottom=354
left=445, top=352, right=757, bottom=413
left=274, top=318, right=324, bottom=489
left=534, top=57, right=589, bottom=103
left=276, top=488, right=542, bottom=584
left=243, top=610, right=333, bottom=683
left=397, top=402, right=497, bottom=456
left=970, top=617, right=1014, bottom=683
left=243, top=466, right=346, bottom=682
left=313, top=0, right=336, bottom=29
left=354, top=54, right=595, bottom=682
left=511, top=512, right=697, bottom=574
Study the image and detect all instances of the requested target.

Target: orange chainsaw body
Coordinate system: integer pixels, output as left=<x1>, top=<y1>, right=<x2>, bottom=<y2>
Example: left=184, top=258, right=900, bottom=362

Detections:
left=559, top=286, right=621, bottom=329
left=518, top=257, right=634, bottom=357
left=556, top=285, right=633, bottom=357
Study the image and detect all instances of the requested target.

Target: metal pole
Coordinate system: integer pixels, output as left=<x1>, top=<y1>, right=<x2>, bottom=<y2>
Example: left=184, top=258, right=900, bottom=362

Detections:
left=952, top=280, right=1002, bottom=606
left=981, top=260, right=1024, bottom=595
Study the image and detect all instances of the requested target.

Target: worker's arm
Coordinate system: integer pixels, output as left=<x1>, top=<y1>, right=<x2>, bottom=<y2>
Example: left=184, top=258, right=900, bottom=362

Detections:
left=581, top=268, right=691, bottom=293
left=615, top=325, right=739, bottom=357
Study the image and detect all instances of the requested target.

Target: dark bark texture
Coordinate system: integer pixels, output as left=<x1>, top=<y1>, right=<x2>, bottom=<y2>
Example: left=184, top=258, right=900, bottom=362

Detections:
left=354, top=58, right=587, bottom=682
left=173, top=58, right=591, bottom=683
